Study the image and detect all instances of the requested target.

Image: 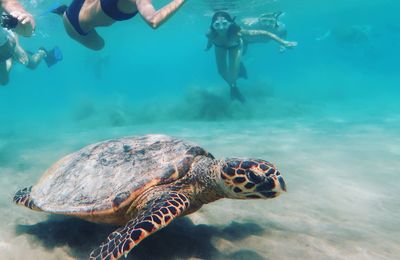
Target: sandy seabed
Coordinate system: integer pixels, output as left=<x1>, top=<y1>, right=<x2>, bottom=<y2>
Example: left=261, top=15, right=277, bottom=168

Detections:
left=1, top=118, right=399, bottom=260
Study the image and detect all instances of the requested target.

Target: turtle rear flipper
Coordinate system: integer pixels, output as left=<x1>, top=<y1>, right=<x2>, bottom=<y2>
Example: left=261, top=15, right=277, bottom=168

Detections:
left=90, top=192, right=190, bottom=260
left=13, top=186, right=41, bottom=211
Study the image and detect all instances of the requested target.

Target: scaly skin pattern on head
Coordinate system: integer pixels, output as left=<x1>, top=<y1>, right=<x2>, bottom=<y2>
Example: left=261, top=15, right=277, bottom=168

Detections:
left=219, top=158, right=286, bottom=199
left=90, top=155, right=286, bottom=259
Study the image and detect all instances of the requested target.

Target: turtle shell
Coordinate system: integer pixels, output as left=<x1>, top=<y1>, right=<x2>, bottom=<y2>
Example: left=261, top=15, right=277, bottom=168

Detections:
left=30, top=135, right=213, bottom=216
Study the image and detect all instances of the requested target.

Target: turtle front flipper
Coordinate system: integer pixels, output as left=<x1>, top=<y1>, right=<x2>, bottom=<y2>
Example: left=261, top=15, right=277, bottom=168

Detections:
left=90, top=192, right=190, bottom=260
left=13, top=186, right=41, bottom=211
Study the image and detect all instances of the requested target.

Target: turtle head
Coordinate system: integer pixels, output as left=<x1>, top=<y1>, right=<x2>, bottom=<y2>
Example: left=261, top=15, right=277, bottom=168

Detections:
left=218, top=158, right=286, bottom=199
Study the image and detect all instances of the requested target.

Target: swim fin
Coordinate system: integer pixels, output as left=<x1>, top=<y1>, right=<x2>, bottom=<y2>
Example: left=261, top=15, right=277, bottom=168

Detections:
left=49, top=4, right=67, bottom=16
left=40, top=47, right=63, bottom=67
left=230, top=86, right=246, bottom=103
left=238, top=62, right=248, bottom=79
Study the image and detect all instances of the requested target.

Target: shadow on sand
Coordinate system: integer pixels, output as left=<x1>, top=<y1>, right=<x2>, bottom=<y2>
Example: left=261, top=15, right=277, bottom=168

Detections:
left=16, top=216, right=266, bottom=260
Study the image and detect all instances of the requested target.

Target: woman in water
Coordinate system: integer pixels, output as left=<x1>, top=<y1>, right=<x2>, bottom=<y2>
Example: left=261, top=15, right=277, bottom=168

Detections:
left=242, top=12, right=287, bottom=37
left=52, top=0, right=187, bottom=50
left=241, top=12, right=289, bottom=53
left=205, top=11, right=297, bottom=103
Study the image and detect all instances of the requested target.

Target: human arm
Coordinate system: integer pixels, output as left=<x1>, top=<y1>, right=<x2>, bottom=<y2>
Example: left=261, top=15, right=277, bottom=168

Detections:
left=241, top=29, right=297, bottom=48
left=136, top=0, right=186, bottom=29
left=204, top=31, right=213, bottom=51
left=1, top=0, right=35, bottom=36
left=8, top=32, right=29, bottom=65
left=205, top=38, right=212, bottom=51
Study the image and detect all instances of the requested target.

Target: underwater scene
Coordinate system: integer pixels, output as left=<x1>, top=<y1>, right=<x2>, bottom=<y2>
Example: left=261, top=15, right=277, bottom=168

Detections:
left=0, top=0, right=399, bottom=259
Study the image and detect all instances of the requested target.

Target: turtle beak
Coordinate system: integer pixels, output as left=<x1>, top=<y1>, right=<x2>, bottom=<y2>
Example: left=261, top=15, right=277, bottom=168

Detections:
left=277, top=175, right=287, bottom=192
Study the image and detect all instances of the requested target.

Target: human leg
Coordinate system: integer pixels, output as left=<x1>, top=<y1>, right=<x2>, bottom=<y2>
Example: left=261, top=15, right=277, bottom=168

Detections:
left=62, top=13, right=105, bottom=50
left=214, top=47, right=230, bottom=85
left=228, top=46, right=243, bottom=86
left=26, top=49, right=46, bottom=69
left=0, top=59, right=12, bottom=86
left=228, top=46, right=245, bottom=103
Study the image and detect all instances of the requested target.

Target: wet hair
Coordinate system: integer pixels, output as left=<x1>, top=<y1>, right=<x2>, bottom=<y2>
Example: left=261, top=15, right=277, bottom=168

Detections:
left=208, top=11, right=241, bottom=40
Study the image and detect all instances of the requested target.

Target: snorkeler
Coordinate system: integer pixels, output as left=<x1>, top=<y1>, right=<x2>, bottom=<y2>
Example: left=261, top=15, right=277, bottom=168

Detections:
left=0, top=0, right=36, bottom=36
left=241, top=12, right=288, bottom=53
left=205, top=11, right=297, bottom=103
left=0, top=26, right=62, bottom=85
left=242, top=12, right=286, bottom=36
left=50, top=0, right=187, bottom=50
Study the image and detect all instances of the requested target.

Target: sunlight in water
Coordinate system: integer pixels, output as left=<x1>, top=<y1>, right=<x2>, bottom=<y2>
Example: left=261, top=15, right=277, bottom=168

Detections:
left=1, top=0, right=399, bottom=259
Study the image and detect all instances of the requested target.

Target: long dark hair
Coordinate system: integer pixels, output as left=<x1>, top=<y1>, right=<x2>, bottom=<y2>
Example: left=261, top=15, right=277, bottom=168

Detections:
left=208, top=11, right=241, bottom=40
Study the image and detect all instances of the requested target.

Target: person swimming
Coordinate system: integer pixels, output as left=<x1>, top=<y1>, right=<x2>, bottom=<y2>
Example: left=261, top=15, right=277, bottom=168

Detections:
left=205, top=11, right=297, bottom=103
left=0, top=26, right=62, bottom=85
left=51, top=0, right=187, bottom=50
left=241, top=12, right=288, bottom=53
left=244, top=12, right=286, bottom=33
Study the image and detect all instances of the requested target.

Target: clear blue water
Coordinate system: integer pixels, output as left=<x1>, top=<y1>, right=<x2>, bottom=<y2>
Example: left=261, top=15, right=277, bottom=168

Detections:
left=0, top=0, right=399, bottom=259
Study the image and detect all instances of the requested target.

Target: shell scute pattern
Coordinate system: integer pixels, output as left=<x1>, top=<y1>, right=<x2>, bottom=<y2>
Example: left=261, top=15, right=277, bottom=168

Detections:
left=30, top=135, right=203, bottom=214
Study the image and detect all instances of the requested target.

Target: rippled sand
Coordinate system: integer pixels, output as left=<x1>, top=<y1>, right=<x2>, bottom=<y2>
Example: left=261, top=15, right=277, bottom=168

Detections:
left=1, top=118, right=399, bottom=259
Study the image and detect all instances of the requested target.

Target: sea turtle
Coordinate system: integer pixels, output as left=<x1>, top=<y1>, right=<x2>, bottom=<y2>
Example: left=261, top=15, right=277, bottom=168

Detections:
left=13, top=134, right=286, bottom=259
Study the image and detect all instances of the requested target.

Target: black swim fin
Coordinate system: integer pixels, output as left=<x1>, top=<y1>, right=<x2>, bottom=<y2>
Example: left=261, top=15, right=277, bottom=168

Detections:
left=238, top=62, right=248, bottom=79
left=230, top=86, right=245, bottom=103
left=40, top=47, right=63, bottom=67
left=50, top=5, right=67, bottom=16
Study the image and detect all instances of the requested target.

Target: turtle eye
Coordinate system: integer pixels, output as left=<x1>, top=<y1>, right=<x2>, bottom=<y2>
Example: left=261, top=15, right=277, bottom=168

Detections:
left=246, top=170, right=263, bottom=184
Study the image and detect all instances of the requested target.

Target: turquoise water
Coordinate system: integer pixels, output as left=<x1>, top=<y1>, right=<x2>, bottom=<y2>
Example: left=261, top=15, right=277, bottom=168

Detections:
left=1, top=0, right=400, bottom=259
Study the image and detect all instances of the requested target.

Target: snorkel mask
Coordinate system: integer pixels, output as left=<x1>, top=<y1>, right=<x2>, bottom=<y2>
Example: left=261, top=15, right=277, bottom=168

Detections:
left=212, top=16, right=231, bottom=30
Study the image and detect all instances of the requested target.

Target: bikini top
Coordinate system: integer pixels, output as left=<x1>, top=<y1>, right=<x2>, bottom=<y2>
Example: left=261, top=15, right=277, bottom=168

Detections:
left=100, top=0, right=138, bottom=21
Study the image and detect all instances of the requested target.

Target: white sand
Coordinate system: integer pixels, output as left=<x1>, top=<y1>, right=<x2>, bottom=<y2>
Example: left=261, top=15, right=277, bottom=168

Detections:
left=0, top=118, right=399, bottom=259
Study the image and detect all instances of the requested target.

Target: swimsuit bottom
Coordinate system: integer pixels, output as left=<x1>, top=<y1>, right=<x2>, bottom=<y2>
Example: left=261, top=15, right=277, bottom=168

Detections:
left=66, top=0, right=138, bottom=36
left=0, top=40, right=15, bottom=62
left=214, top=38, right=243, bottom=50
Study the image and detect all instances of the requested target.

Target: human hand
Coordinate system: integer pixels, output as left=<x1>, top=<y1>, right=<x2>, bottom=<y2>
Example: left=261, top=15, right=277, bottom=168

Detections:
left=283, top=41, right=297, bottom=48
left=10, top=11, right=35, bottom=37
